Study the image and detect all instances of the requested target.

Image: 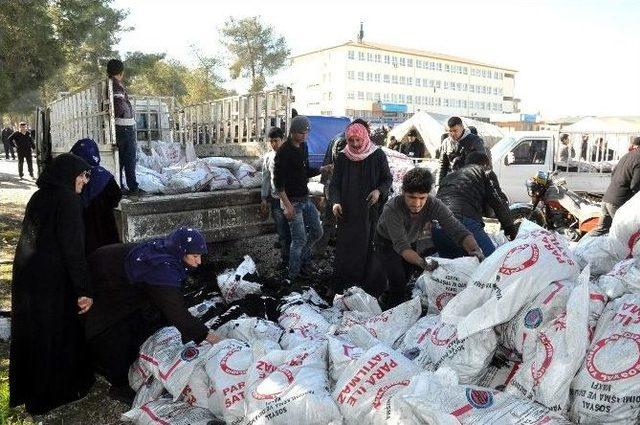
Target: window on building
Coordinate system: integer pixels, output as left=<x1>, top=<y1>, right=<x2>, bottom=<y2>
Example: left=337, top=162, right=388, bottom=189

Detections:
left=498, top=72, right=503, bottom=79
left=374, top=73, right=381, bottom=82
left=444, top=64, right=450, bottom=72
left=430, top=61, right=436, bottom=70
left=358, top=51, right=365, bottom=61
left=435, top=80, right=441, bottom=88
left=443, top=98, right=449, bottom=107
left=469, top=84, right=475, bottom=93
left=366, top=72, right=373, bottom=81
left=374, top=92, right=381, bottom=101
left=399, top=57, right=406, bottom=66
left=427, top=79, right=434, bottom=87
left=375, top=54, right=381, bottom=63
left=399, top=94, right=405, bottom=102
left=415, top=77, right=421, bottom=86
left=436, top=98, right=442, bottom=106
left=493, top=71, right=499, bottom=79
left=416, top=59, right=422, bottom=68
left=437, top=63, right=442, bottom=71
left=499, top=88, right=503, bottom=95
left=493, top=87, right=498, bottom=95
left=347, top=91, right=355, bottom=99
left=456, top=83, right=462, bottom=91
left=399, top=76, right=406, bottom=85
left=407, top=77, right=413, bottom=85
left=407, top=95, right=413, bottom=104
left=348, top=50, right=355, bottom=60
left=392, top=75, right=398, bottom=84
left=328, top=92, right=333, bottom=100
left=407, top=58, right=413, bottom=67
left=444, top=81, right=449, bottom=89
left=383, top=74, right=390, bottom=83
left=384, top=55, right=390, bottom=64
left=366, top=92, right=373, bottom=101
left=391, top=93, right=398, bottom=102
left=357, top=71, right=364, bottom=80
left=357, top=91, right=365, bottom=100
left=347, top=71, right=355, bottom=80
left=383, top=93, right=390, bottom=102
left=463, top=67, right=468, bottom=75
left=367, top=52, right=373, bottom=61
left=462, top=100, right=467, bottom=108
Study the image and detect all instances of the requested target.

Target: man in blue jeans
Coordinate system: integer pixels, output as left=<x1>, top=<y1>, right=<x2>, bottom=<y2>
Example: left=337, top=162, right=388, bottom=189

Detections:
left=260, top=126, right=291, bottom=269
left=107, top=59, right=142, bottom=195
left=274, top=115, right=329, bottom=281
left=433, top=151, right=517, bottom=258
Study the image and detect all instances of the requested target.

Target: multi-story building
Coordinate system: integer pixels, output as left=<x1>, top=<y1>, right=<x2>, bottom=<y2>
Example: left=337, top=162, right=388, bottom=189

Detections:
left=289, top=39, right=519, bottom=121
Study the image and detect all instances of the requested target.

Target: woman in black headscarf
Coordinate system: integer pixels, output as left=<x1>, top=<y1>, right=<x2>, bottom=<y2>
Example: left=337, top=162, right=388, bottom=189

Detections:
left=84, top=227, right=223, bottom=402
left=70, top=138, right=122, bottom=254
left=10, top=153, right=94, bottom=415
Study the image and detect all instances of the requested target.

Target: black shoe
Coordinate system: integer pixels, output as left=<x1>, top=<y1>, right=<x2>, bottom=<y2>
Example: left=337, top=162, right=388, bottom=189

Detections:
left=108, top=384, right=136, bottom=404
left=19, top=175, right=24, bottom=180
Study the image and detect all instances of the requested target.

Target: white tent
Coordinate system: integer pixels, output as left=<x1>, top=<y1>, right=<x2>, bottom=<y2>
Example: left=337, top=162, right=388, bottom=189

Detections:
left=388, top=111, right=505, bottom=157
left=563, top=116, right=640, bottom=134
left=387, top=111, right=444, bottom=157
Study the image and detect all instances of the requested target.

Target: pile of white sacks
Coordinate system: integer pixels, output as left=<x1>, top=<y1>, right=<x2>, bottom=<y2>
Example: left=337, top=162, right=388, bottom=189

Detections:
left=135, top=141, right=262, bottom=195
left=122, top=192, right=640, bottom=424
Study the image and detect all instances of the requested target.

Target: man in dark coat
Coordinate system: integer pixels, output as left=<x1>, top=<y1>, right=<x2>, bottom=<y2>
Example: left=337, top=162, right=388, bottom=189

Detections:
left=433, top=152, right=517, bottom=258
left=70, top=138, right=123, bottom=254
left=7, top=122, right=35, bottom=178
left=10, top=153, right=94, bottom=415
left=400, top=129, right=426, bottom=159
left=329, top=122, right=392, bottom=295
left=2, top=124, right=15, bottom=160
left=437, top=116, right=486, bottom=184
left=592, top=137, right=640, bottom=236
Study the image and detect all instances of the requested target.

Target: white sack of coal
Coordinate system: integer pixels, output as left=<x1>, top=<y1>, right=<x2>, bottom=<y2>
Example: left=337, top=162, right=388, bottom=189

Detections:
left=442, top=222, right=579, bottom=339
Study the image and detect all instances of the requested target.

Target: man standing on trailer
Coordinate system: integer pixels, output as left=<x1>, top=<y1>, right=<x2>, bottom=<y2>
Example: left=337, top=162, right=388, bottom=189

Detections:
left=107, top=59, right=142, bottom=195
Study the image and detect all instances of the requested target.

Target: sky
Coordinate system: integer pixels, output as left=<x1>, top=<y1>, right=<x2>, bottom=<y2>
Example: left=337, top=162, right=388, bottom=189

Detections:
left=112, top=0, right=640, bottom=118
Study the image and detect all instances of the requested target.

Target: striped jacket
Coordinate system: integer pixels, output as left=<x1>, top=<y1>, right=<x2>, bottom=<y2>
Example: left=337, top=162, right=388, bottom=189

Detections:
left=110, top=77, right=135, bottom=127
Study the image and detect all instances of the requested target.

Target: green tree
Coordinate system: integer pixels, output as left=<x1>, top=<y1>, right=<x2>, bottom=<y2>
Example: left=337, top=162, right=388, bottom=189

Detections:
left=220, top=16, right=290, bottom=93
left=0, top=0, right=63, bottom=113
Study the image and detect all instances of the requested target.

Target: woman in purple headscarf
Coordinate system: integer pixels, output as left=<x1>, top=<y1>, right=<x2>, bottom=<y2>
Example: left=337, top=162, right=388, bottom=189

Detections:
left=84, top=227, right=223, bottom=402
left=70, top=138, right=122, bottom=254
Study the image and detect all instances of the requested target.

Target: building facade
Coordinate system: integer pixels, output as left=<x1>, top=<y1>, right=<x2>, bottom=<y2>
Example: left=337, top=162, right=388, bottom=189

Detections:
left=289, top=40, right=519, bottom=121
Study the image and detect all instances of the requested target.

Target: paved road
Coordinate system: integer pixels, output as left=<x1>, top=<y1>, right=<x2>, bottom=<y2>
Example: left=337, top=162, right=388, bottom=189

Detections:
left=0, top=155, right=37, bottom=206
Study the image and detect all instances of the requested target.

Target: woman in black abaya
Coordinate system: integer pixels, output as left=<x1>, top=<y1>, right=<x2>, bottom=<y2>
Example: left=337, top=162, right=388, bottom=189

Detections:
left=10, top=153, right=94, bottom=415
left=330, top=123, right=392, bottom=295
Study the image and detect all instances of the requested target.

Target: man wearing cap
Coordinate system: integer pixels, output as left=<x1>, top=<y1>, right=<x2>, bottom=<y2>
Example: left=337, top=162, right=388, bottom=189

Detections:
left=107, top=59, right=142, bottom=195
left=7, top=122, right=35, bottom=179
left=400, top=129, right=426, bottom=158
left=274, top=115, right=328, bottom=281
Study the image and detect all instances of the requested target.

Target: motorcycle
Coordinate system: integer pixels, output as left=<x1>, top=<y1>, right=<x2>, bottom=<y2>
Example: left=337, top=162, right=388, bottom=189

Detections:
left=509, top=170, right=602, bottom=241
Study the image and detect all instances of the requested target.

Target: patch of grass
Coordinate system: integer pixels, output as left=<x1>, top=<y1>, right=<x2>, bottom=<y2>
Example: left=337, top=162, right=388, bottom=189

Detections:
left=0, top=344, right=32, bottom=425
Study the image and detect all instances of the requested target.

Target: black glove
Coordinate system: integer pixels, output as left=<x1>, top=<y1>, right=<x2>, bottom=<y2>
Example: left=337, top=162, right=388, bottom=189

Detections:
left=504, top=226, right=518, bottom=241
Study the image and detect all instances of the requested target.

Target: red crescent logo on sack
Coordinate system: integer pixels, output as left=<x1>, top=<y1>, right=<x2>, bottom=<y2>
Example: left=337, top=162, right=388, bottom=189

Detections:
left=367, top=328, right=378, bottom=338
left=220, top=347, right=247, bottom=376
left=587, top=332, right=640, bottom=382
left=628, top=230, right=640, bottom=252
left=435, top=292, right=456, bottom=311
left=280, top=312, right=301, bottom=328
left=530, top=332, right=554, bottom=385
left=499, top=244, right=540, bottom=276
left=431, top=322, right=456, bottom=346
left=251, top=367, right=295, bottom=400
left=372, top=380, right=410, bottom=409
